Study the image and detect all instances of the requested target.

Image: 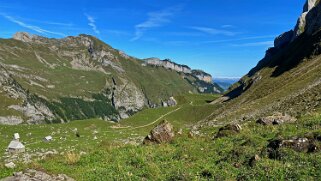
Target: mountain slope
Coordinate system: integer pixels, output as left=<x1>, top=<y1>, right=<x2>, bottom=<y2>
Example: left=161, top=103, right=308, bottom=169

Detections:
left=206, top=0, right=321, bottom=123
left=0, top=32, right=222, bottom=124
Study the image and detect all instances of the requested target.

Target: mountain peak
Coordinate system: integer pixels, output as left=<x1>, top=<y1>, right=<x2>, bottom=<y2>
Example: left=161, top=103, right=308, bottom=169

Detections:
left=303, top=0, right=318, bottom=12
left=13, top=32, right=39, bottom=42
left=274, top=0, right=320, bottom=49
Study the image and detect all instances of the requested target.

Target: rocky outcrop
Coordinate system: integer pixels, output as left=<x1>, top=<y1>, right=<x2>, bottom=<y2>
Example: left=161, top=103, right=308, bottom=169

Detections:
left=293, top=0, right=318, bottom=38
left=304, top=0, right=318, bottom=11
left=256, top=113, right=297, bottom=125
left=110, top=78, right=145, bottom=119
left=0, top=65, right=54, bottom=124
left=0, top=116, right=23, bottom=125
left=13, top=32, right=51, bottom=44
left=144, top=58, right=192, bottom=74
left=13, top=32, right=38, bottom=43
left=267, top=136, right=318, bottom=159
left=144, top=58, right=214, bottom=83
left=274, top=0, right=320, bottom=48
left=143, top=120, right=175, bottom=144
left=143, top=58, right=222, bottom=93
left=162, top=97, right=177, bottom=107
left=1, top=169, right=75, bottom=181
left=305, top=0, right=321, bottom=35
left=191, top=70, right=213, bottom=83
left=215, top=124, right=242, bottom=138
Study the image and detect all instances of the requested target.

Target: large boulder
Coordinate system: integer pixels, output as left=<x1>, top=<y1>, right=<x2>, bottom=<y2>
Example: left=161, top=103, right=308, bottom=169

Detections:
left=267, top=137, right=318, bottom=159
left=143, top=120, right=175, bottom=144
left=215, top=123, right=242, bottom=138
left=256, top=113, right=296, bottom=125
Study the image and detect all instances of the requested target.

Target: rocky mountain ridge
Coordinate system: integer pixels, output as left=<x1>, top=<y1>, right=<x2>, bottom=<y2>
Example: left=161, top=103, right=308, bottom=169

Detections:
left=274, top=0, right=320, bottom=48
left=143, top=58, right=192, bottom=74
left=144, top=58, right=213, bottom=83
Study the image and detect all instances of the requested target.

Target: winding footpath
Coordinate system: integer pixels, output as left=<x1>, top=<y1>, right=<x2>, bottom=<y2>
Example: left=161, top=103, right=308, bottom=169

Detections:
left=128, top=107, right=182, bottom=130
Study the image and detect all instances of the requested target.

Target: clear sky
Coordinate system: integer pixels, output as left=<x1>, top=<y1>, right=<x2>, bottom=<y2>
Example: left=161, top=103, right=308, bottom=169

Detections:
left=0, top=0, right=305, bottom=78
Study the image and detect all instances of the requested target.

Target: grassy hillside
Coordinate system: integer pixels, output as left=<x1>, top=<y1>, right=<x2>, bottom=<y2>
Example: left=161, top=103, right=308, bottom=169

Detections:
left=0, top=34, right=222, bottom=123
left=206, top=31, right=321, bottom=123
left=1, top=94, right=321, bottom=180
left=0, top=94, right=220, bottom=178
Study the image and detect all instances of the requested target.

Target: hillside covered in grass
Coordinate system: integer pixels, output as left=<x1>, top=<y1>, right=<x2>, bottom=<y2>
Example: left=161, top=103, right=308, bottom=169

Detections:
left=0, top=94, right=220, bottom=178
left=1, top=94, right=321, bottom=180
left=0, top=32, right=222, bottom=124
left=1, top=0, right=321, bottom=180
left=205, top=0, right=321, bottom=123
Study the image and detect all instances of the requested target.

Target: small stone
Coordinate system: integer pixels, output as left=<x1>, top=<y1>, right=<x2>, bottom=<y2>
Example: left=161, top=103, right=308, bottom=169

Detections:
left=188, top=130, right=200, bottom=138
left=249, top=154, right=261, bottom=167
left=13, top=171, right=23, bottom=177
left=5, top=162, right=16, bottom=169
left=177, top=128, right=183, bottom=135
left=233, top=163, right=241, bottom=168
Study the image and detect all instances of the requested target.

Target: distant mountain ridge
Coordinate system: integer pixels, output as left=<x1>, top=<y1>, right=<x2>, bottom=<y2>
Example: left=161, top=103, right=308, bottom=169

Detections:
left=214, top=78, right=240, bottom=91
left=0, top=32, right=222, bottom=124
left=143, top=58, right=214, bottom=84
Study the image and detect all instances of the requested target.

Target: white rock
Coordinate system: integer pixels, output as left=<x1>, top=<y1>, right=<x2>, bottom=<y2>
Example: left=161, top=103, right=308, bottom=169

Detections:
left=5, top=162, right=16, bottom=169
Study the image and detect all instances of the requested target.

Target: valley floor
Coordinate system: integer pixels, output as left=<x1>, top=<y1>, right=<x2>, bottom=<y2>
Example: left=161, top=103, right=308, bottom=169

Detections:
left=0, top=94, right=221, bottom=179
left=1, top=94, right=321, bottom=180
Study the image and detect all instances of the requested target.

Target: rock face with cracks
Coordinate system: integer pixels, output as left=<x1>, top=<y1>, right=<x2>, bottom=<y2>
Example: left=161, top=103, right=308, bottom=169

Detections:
left=1, top=32, right=222, bottom=124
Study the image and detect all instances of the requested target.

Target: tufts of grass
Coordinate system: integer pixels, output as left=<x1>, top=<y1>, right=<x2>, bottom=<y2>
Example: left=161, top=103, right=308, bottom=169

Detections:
left=65, top=152, right=81, bottom=165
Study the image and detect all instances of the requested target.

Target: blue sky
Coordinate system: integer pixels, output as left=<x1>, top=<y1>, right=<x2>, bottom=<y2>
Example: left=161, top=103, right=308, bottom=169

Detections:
left=0, top=0, right=305, bottom=78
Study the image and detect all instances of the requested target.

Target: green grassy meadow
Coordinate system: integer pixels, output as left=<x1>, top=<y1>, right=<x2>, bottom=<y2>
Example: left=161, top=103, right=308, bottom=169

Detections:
left=1, top=93, right=321, bottom=180
left=0, top=94, right=220, bottom=178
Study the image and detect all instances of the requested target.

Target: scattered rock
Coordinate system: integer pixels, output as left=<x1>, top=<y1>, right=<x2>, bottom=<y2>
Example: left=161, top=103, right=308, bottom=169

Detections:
left=233, top=163, right=241, bottom=168
left=143, top=120, right=175, bottom=144
left=188, top=130, right=200, bottom=138
left=200, top=170, right=213, bottom=179
left=215, top=124, right=242, bottom=138
left=267, top=136, right=318, bottom=159
left=1, top=169, right=75, bottom=181
left=162, top=97, right=177, bottom=107
left=249, top=154, right=261, bottom=167
left=4, top=162, right=16, bottom=169
left=177, top=128, right=183, bottom=135
left=256, top=113, right=296, bottom=125
left=167, top=97, right=177, bottom=107
left=281, top=137, right=312, bottom=152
